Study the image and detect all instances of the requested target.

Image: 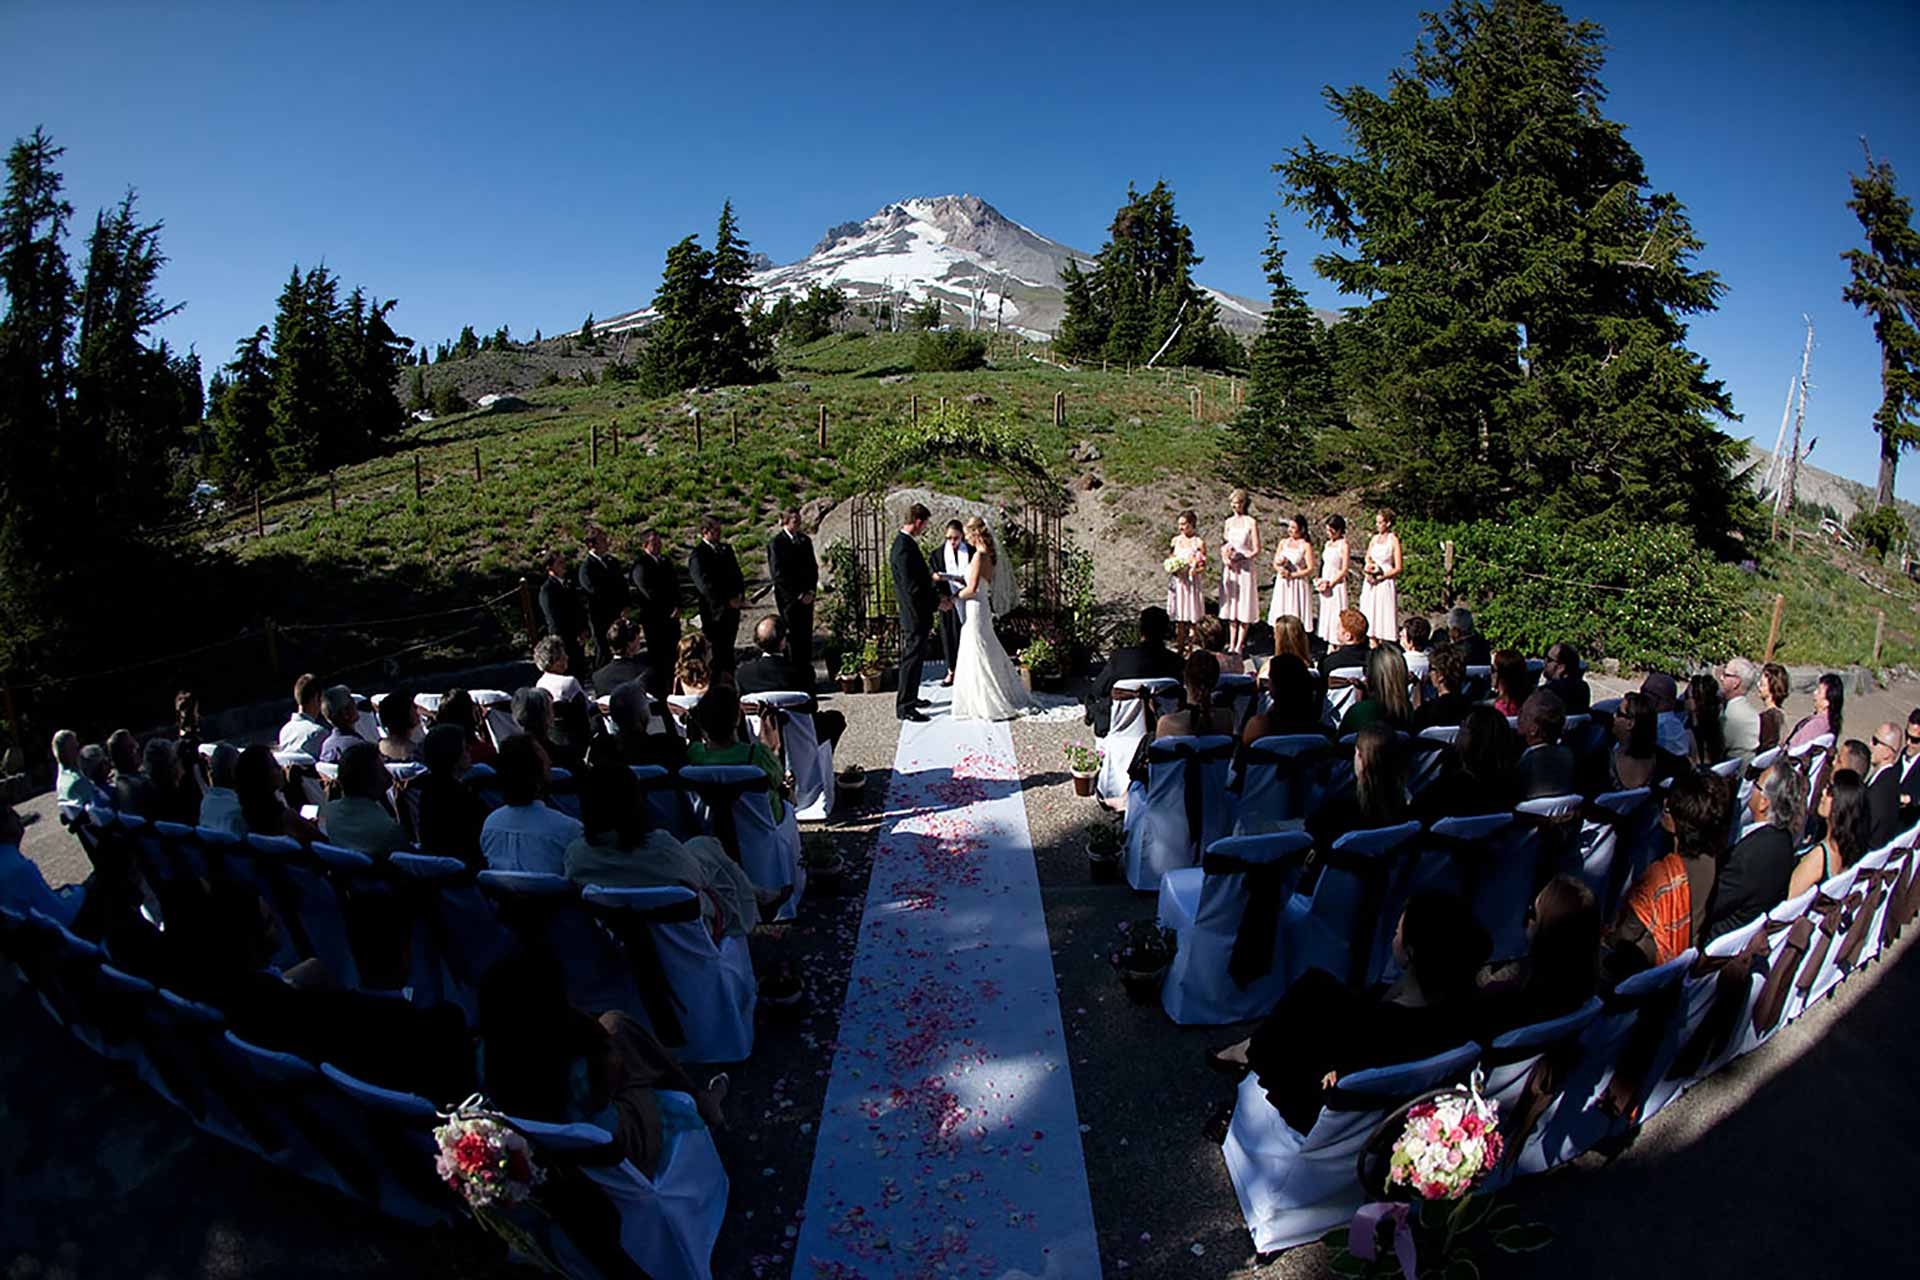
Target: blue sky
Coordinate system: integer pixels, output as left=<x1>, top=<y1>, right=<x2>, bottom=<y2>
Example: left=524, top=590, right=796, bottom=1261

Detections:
left=4, top=1, right=1917, bottom=495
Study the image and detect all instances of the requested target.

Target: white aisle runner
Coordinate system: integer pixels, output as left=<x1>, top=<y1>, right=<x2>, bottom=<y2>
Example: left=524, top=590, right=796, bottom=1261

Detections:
left=794, top=681, right=1100, bottom=1279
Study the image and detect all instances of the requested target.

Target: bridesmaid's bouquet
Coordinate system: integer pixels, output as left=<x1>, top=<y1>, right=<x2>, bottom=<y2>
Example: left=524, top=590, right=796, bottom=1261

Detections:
left=1163, top=554, right=1188, bottom=576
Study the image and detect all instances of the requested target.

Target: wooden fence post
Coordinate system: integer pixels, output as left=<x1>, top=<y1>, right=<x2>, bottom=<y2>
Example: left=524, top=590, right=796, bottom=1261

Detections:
left=817, top=405, right=828, bottom=450
left=1763, top=593, right=1785, bottom=662
left=588, top=425, right=598, bottom=470
left=939, top=396, right=947, bottom=423
left=730, top=409, right=739, bottom=447
left=254, top=491, right=264, bottom=536
left=1874, top=609, right=1886, bottom=664
left=518, top=578, right=537, bottom=643
left=264, top=617, right=279, bottom=677
left=474, top=446, right=482, bottom=483
left=413, top=452, right=424, bottom=502
left=911, top=394, right=919, bottom=427
left=328, top=472, right=337, bottom=513
left=693, top=410, right=702, bottom=452
left=610, top=421, right=620, bottom=458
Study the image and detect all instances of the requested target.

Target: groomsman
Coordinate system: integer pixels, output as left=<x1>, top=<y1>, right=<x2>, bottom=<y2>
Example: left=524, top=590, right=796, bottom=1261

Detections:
left=929, top=519, right=973, bottom=688
left=767, top=506, right=820, bottom=681
left=688, top=514, right=745, bottom=673
left=538, top=549, right=589, bottom=678
left=629, top=528, right=681, bottom=697
left=577, top=526, right=628, bottom=670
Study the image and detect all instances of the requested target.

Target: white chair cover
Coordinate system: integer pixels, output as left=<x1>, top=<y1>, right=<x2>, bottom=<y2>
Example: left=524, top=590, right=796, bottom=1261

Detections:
left=385, top=852, right=511, bottom=1021
left=1235, top=735, right=1335, bottom=835
left=1321, top=665, right=1365, bottom=726
left=1096, top=678, right=1181, bottom=803
left=1478, top=998, right=1603, bottom=1193
left=475, top=871, right=650, bottom=1019
left=1483, top=794, right=1582, bottom=963
left=1123, top=735, right=1236, bottom=891
left=1577, top=789, right=1655, bottom=921
left=1157, top=832, right=1314, bottom=1026
left=582, top=885, right=757, bottom=1064
left=1222, top=1042, right=1481, bottom=1254
left=630, top=765, right=700, bottom=840
left=1708, top=757, right=1743, bottom=781
left=1214, top=672, right=1258, bottom=735
left=1278, top=821, right=1424, bottom=988
left=1732, top=883, right=1822, bottom=1060
left=742, top=690, right=834, bottom=822
left=680, top=764, right=804, bottom=918
left=1416, top=724, right=1461, bottom=746
left=1747, top=745, right=1783, bottom=775
left=1798, top=860, right=1866, bottom=1010
left=1646, top=917, right=1771, bottom=1120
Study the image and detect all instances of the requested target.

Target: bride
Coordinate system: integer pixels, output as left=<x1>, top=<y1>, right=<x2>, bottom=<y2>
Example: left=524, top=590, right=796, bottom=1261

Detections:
left=949, top=516, right=1036, bottom=722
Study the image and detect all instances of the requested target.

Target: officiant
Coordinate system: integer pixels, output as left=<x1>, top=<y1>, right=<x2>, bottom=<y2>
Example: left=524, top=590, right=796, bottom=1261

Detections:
left=930, top=518, right=973, bottom=688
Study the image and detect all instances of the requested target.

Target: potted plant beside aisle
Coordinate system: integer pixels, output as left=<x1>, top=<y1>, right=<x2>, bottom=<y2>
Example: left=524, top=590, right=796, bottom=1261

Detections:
left=1063, top=742, right=1102, bottom=796
left=1108, top=917, right=1177, bottom=1003
left=856, top=639, right=884, bottom=695
left=1086, top=817, right=1122, bottom=882
left=1018, top=635, right=1061, bottom=692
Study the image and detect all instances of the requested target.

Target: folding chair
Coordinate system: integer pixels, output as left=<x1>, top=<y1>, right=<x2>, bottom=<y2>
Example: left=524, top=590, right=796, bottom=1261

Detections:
left=477, top=870, right=647, bottom=1021
left=1278, top=821, right=1424, bottom=988
left=1234, top=735, right=1334, bottom=836
left=1157, top=832, right=1314, bottom=1025
left=1095, top=678, right=1182, bottom=805
left=743, top=691, right=834, bottom=822
left=1321, top=666, right=1365, bottom=727
left=1477, top=998, right=1602, bottom=1193
left=583, top=886, right=757, bottom=1063
left=680, top=765, right=803, bottom=917
left=1122, top=735, right=1236, bottom=892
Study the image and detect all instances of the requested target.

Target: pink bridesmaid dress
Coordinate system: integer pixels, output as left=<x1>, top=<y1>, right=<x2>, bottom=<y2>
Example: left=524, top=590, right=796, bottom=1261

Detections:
left=1167, top=534, right=1206, bottom=623
left=1220, top=516, right=1260, bottom=624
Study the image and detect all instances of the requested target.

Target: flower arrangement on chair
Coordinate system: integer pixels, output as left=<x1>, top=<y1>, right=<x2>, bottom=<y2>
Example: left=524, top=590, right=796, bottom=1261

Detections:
left=434, top=1096, right=561, bottom=1272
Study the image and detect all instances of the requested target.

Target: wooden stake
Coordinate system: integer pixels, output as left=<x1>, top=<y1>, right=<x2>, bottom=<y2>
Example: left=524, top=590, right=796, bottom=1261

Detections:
left=939, top=396, right=947, bottom=422
left=264, top=617, right=279, bottom=677
left=474, top=446, right=483, bottom=483
left=254, top=490, right=264, bottom=536
left=1763, top=593, right=1785, bottom=662
left=911, top=394, right=919, bottom=427
left=518, top=578, right=537, bottom=643
left=610, top=421, right=620, bottom=458
left=1442, top=540, right=1456, bottom=606
left=328, top=471, right=337, bottom=513
left=817, top=405, right=828, bottom=450
left=1874, top=609, right=1886, bottom=664
left=413, top=452, right=424, bottom=501
left=694, top=410, right=702, bottom=452
left=730, top=409, right=739, bottom=447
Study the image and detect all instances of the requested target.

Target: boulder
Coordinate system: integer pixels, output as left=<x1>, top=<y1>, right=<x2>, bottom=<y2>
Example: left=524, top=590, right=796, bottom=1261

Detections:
left=1069, top=474, right=1104, bottom=492
left=1070, top=441, right=1103, bottom=464
left=879, top=374, right=912, bottom=385
left=800, top=496, right=835, bottom=532
left=962, top=392, right=994, bottom=405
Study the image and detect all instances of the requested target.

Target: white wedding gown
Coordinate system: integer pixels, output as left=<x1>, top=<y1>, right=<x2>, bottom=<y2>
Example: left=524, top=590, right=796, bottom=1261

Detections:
left=950, top=555, right=1035, bottom=722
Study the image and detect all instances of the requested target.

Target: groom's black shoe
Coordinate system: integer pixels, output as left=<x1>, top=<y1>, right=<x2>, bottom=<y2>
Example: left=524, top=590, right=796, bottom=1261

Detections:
left=899, top=709, right=930, bottom=723
left=914, top=698, right=932, bottom=707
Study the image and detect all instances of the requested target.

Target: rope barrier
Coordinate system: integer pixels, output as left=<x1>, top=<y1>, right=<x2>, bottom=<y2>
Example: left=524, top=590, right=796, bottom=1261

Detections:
left=276, top=587, right=521, bottom=634
left=9, top=630, right=264, bottom=693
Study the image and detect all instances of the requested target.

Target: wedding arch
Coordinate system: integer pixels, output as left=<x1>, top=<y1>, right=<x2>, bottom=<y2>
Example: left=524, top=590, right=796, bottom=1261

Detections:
left=844, top=413, right=1071, bottom=657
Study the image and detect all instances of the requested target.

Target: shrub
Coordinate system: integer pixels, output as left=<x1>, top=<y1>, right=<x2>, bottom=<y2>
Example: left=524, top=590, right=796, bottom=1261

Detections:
left=429, top=383, right=469, bottom=415
left=1848, top=506, right=1907, bottom=559
left=914, top=330, right=987, bottom=373
left=1393, top=513, right=1742, bottom=669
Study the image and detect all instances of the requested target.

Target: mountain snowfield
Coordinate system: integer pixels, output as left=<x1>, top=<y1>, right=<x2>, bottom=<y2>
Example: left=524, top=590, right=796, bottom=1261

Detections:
left=594, top=193, right=1268, bottom=342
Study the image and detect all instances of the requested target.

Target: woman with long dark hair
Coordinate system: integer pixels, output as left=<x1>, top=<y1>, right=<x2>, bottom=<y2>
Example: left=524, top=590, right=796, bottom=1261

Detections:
left=1606, top=692, right=1683, bottom=792
left=1787, top=673, right=1845, bottom=747
left=1419, top=706, right=1519, bottom=819
left=233, top=744, right=323, bottom=842
left=1687, top=673, right=1727, bottom=766
left=1757, top=663, right=1790, bottom=751
left=1479, top=875, right=1601, bottom=1031
left=1789, top=768, right=1872, bottom=897
left=1242, top=654, right=1331, bottom=746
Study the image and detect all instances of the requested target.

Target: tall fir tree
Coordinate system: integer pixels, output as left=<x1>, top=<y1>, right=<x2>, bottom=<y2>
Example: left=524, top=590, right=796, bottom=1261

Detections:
left=639, top=235, right=714, bottom=393
left=267, top=264, right=340, bottom=475
left=1230, top=221, right=1339, bottom=487
left=1842, top=143, right=1920, bottom=508
left=704, top=200, right=768, bottom=384
left=209, top=326, right=276, bottom=487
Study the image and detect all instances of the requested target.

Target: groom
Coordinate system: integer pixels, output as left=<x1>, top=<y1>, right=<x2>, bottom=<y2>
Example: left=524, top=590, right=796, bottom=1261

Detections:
left=890, top=502, right=950, bottom=723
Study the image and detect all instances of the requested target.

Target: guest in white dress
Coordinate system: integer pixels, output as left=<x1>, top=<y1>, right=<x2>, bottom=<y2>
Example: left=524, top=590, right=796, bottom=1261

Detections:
left=1359, top=509, right=1403, bottom=643
left=1219, top=491, right=1261, bottom=656
left=1314, top=514, right=1351, bottom=649
left=1268, top=513, right=1317, bottom=636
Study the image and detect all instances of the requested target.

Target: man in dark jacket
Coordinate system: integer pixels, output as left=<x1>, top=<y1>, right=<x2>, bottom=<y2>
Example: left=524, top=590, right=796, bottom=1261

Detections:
left=1540, top=642, right=1591, bottom=714
left=628, top=528, right=681, bottom=697
left=538, top=549, right=589, bottom=678
left=1318, top=608, right=1371, bottom=679
left=767, top=507, right=820, bottom=678
left=738, top=616, right=845, bottom=748
left=1866, top=722, right=1904, bottom=849
left=890, top=504, right=946, bottom=722
left=687, top=514, right=745, bottom=673
left=1086, top=607, right=1183, bottom=737
left=1703, top=764, right=1807, bottom=943
left=577, top=527, right=628, bottom=670
left=591, top=617, right=653, bottom=698
left=1446, top=606, right=1493, bottom=666
left=1515, top=691, right=1577, bottom=799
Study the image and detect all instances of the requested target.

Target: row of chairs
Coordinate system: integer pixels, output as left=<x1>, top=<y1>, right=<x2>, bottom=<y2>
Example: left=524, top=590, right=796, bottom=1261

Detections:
left=1220, top=818, right=1920, bottom=1254
left=0, top=903, right=728, bottom=1280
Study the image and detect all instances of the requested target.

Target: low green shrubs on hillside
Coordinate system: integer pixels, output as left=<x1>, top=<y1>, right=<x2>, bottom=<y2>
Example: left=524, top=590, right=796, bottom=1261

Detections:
left=1395, top=515, right=1743, bottom=670
left=913, top=330, right=988, bottom=372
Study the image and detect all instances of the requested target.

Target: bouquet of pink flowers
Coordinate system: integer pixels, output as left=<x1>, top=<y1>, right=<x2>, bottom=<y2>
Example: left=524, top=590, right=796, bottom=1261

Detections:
left=1385, top=1085, right=1502, bottom=1201
left=434, top=1103, right=544, bottom=1209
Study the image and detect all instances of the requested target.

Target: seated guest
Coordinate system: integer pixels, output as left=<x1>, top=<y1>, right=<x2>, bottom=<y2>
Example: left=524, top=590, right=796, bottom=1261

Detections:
left=278, top=672, right=330, bottom=757
left=1686, top=674, right=1726, bottom=767
left=1786, top=672, right=1844, bottom=748
left=197, top=743, right=247, bottom=837
left=1309, top=722, right=1410, bottom=846
left=107, top=728, right=157, bottom=815
left=1268, top=613, right=1315, bottom=674
left=234, top=744, right=324, bottom=842
left=1866, top=722, right=1903, bottom=849
left=1195, top=615, right=1248, bottom=677
left=52, top=729, right=105, bottom=809
left=174, top=690, right=207, bottom=799
left=1318, top=608, right=1371, bottom=679
left=1242, top=655, right=1334, bottom=746
left=1412, top=646, right=1475, bottom=730
left=1478, top=877, right=1602, bottom=1033
left=673, top=632, right=715, bottom=698
left=415, top=723, right=488, bottom=868
left=322, top=742, right=407, bottom=858
left=1418, top=706, right=1520, bottom=819
left=512, top=685, right=581, bottom=773
left=591, top=617, right=652, bottom=698
left=1539, top=643, right=1590, bottom=714
left=1514, top=690, right=1576, bottom=799
left=604, top=680, right=687, bottom=771
left=477, top=950, right=725, bottom=1179
left=1606, top=692, right=1685, bottom=792
left=1608, top=769, right=1730, bottom=974
left=77, top=745, right=112, bottom=805
left=1, top=803, right=82, bottom=925
left=1703, top=764, right=1807, bottom=943
left=1398, top=616, right=1432, bottom=682
left=533, top=636, right=594, bottom=756
left=1757, top=662, right=1790, bottom=751
left=1900, top=709, right=1920, bottom=827
left=1338, top=644, right=1412, bottom=734
left=1130, top=653, right=1224, bottom=783
left=1638, top=673, right=1692, bottom=758
left=534, top=634, right=588, bottom=707
left=1789, top=768, right=1871, bottom=899
left=1490, top=649, right=1532, bottom=718
left=737, top=615, right=847, bottom=749
left=434, top=687, right=497, bottom=766
left=1718, top=657, right=1762, bottom=760
left=1206, top=891, right=1492, bottom=1133
left=1087, top=606, right=1184, bottom=737
left=317, top=686, right=364, bottom=765
left=479, top=735, right=583, bottom=876
left=564, top=749, right=759, bottom=939
left=142, top=738, right=198, bottom=826
left=376, top=691, right=421, bottom=763
left=686, top=685, right=789, bottom=824
left=1445, top=606, right=1493, bottom=666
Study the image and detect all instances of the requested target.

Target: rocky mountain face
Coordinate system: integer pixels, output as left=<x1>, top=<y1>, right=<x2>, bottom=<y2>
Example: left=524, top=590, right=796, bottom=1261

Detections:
left=595, top=193, right=1270, bottom=341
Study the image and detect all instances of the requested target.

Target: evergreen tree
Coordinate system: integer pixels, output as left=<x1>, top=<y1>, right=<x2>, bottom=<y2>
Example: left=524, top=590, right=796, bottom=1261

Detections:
left=910, top=296, right=943, bottom=330
left=704, top=200, right=767, bottom=383
left=492, top=324, right=511, bottom=350
left=1842, top=143, right=1920, bottom=508
left=209, top=326, right=275, bottom=487
left=578, top=312, right=597, bottom=352
left=408, top=362, right=428, bottom=413
left=267, top=264, right=339, bottom=474
left=638, top=236, right=712, bottom=393
left=1229, top=221, right=1338, bottom=487
left=454, top=323, right=480, bottom=360
left=1280, top=0, right=1742, bottom=545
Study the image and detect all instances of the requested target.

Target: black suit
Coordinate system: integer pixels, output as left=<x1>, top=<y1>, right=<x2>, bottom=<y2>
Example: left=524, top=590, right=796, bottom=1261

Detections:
left=1086, top=643, right=1183, bottom=736
left=1898, top=751, right=1920, bottom=828
left=538, top=573, right=589, bottom=678
left=688, top=538, right=745, bottom=672
left=891, top=530, right=939, bottom=717
left=1867, top=764, right=1901, bottom=850
left=1516, top=743, right=1578, bottom=800
left=738, top=651, right=845, bottom=749
left=577, top=551, right=629, bottom=669
left=1702, top=824, right=1798, bottom=943
left=629, top=551, right=682, bottom=697
left=930, top=540, right=973, bottom=674
left=1319, top=643, right=1371, bottom=679
left=1455, top=633, right=1493, bottom=666
left=767, top=528, right=820, bottom=677
left=591, top=656, right=652, bottom=698
left=1542, top=674, right=1591, bottom=715
left=1412, top=691, right=1474, bottom=730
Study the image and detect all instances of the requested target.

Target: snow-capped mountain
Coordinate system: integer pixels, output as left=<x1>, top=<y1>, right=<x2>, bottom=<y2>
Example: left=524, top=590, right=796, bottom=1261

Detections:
left=594, top=193, right=1268, bottom=342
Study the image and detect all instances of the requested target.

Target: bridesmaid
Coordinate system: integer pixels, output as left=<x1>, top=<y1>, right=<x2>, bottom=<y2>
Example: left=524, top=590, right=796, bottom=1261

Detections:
left=1314, top=514, right=1350, bottom=650
left=1167, top=509, right=1207, bottom=651
left=1268, top=513, right=1317, bottom=638
left=1359, top=508, right=1402, bottom=643
left=1220, top=490, right=1261, bottom=655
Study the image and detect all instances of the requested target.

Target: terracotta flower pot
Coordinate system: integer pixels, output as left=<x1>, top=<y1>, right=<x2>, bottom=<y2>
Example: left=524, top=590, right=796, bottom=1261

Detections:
left=861, top=672, right=883, bottom=694
left=1071, top=771, right=1097, bottom=797
left=837, top=674, right=861, bottom=694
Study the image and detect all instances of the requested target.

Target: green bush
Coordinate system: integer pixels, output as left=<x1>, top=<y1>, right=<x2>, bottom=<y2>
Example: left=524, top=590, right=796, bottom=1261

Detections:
left=1848, top=506, right=1907, bottom=559
left=913, top=330, right=987, bottom=372
left=1393, top=514, right=1742, bottom=669
left=429, top=383, right=469, bottom=415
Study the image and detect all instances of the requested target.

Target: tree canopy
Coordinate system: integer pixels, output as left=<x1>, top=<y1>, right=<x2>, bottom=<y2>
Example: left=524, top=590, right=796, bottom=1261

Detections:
left=637, top=202, right=775, bottom=394
left=1228, top=219, right=1339, bottom=489
left=1843, top=143, right=1920, bottom=509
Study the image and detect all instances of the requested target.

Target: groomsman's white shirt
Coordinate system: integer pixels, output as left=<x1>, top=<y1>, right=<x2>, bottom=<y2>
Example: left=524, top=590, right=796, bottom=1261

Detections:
left=939, top=539, right=974, bottom=625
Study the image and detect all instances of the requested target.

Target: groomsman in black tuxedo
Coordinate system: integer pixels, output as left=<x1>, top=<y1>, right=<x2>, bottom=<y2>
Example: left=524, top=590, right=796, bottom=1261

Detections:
left=767, top=506, right=820, bottom=681
left=688, top=514, right=746, bottom=673
left=538, top=549, right=589, bottom=678
left=628, top=527, right=680, bottom=697
left=577, top=526, right=629, bottom=670
left=890, top=503, right=949, bottom=722
left=929, top=518, right=973, bottom=688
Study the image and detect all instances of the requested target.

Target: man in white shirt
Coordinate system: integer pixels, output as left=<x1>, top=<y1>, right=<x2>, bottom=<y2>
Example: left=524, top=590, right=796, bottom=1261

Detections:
left=197, top=742, right=248, bottom=836
left=929, top=520, right=973, bottom=687
left=278, top=673, right=330, bottom=757
left=479, top=736, right=582, bottom=876
left=51, top=729, right=104, bottom=809
left=1718, top=657, right=1762, bottom=761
